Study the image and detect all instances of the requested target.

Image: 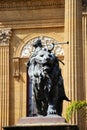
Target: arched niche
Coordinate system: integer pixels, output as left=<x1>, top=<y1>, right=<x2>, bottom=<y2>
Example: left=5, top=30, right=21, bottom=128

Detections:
left=19, top=36, right=65, bottom=116
left=13, top=36, right=64, bottom=78
left=20, top=36, right=64, bottom=60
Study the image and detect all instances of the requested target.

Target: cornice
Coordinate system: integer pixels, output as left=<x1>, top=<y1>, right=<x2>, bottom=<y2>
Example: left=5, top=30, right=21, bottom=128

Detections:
left=0, top=19, right=64, bottom=29
left=0, top=0, right=64, bottom=11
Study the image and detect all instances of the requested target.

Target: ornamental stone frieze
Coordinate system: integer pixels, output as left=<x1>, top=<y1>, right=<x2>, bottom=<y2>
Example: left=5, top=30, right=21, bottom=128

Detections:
left=0, top=0, right=64, bottom=11
left=0, top=28, right=12, bottom=45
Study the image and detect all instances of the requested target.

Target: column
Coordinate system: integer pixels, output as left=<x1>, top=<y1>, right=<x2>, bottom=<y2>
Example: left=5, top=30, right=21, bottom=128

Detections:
left=65, top=0, right=84, bottom=125
left=0, top=28, right=12, bottom=130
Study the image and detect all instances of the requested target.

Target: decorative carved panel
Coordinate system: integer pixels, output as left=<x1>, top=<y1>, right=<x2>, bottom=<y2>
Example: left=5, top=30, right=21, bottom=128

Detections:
left=13, top=57, right=20, bottom=77
left=0, top=0, right=64, bottom=11
left=0, top=28, right=12, bottom=45
left=82, top=0, right=87, bottom=11
left=20, top=36, right=64, bottom=59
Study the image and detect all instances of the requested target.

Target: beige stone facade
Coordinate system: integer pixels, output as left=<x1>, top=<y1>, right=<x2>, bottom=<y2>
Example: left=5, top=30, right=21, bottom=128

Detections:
left=0, top=0, right=87, bottom=130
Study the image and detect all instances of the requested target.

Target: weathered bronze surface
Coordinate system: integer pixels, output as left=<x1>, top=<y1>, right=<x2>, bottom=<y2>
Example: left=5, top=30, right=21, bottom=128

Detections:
left=27, top=40, right=70, bottom=116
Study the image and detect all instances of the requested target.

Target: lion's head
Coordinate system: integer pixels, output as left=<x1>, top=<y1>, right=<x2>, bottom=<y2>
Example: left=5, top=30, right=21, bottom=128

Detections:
left=34, top=48, right=55, bottom=71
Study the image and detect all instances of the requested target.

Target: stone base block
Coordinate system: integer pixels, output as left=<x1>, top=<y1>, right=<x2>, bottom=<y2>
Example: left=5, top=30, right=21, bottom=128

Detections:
left=16, top=116, right=66, bottom=126
left=3, top=116, right=79, bottom=130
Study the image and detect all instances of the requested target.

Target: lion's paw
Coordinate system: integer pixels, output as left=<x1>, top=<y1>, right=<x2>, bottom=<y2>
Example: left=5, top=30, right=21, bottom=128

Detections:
left=47, top=105, right=56, bottom=115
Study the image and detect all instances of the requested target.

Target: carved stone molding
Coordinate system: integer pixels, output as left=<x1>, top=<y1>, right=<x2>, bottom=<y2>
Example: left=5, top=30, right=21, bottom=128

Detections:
left=13, top=57, right=20, bottom=78
left=21, top=36, right=64, bottom=58
left=0, top=0, right=64, bottom=11
left=0, top=28, right=12, bottom=45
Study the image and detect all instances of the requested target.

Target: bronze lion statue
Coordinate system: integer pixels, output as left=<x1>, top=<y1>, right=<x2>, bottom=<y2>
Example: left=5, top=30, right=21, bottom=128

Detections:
left=27, top=40, right=70, bottom=116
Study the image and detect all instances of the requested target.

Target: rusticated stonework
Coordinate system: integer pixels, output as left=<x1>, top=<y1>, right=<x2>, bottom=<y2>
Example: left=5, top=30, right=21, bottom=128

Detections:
left=0, top=0, right=64, bottom=11
left=0, top=28, right=12, bottom=45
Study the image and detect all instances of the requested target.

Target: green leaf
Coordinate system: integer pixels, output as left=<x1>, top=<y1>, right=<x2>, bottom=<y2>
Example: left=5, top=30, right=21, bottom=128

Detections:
left=66, top=101, right=87, bottom=122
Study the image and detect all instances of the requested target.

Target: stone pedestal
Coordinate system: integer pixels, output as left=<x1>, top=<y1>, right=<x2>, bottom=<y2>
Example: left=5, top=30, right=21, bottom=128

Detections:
left=3, top=117, right=79, bottom=130
left=16, top=116, right=66, bottom=126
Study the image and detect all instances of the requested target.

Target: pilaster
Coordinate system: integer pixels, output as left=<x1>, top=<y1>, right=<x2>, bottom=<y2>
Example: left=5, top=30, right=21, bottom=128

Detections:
left=65, top=0, right=84, bottom=125
left=82, top=13, right=87, bottom=102
left=82, top=14, right=87, bottom=130
left=0, top=28, right=12, bottom=130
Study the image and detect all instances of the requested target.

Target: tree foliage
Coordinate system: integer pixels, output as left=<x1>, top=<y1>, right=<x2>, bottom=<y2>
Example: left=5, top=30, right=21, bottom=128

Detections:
left=66, top=101, right=87, bottom=122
